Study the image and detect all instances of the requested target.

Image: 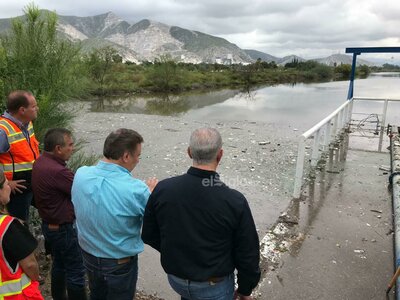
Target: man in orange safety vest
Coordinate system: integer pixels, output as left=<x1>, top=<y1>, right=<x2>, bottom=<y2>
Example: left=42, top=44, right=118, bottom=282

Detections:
left=0, top=91, right=39, bottom=222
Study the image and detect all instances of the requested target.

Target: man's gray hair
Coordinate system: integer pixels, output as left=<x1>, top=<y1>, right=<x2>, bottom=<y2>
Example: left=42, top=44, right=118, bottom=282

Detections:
left=189, top=128, right=222, bottom=164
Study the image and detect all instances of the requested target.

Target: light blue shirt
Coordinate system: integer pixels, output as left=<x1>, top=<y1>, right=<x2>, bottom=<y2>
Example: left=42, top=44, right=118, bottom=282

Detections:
left=71, top=160, right=150, bottom=258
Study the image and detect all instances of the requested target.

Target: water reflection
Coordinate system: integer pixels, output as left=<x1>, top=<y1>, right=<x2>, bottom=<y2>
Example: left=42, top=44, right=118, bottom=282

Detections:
left=145, top=96, right=190, bottom=116
left=370, top=72, right=400, bottom=77
left=238, top=89, right=257, bottom=101
left=91, top=89, right=239, bottom=116
left=91, top=73, right=400, bottom=130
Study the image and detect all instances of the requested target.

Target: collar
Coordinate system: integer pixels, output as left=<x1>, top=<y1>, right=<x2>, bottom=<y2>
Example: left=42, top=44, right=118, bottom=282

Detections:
left=187, top=166, right=220, bottom=179
left=42, top=152, right=67, bottom=166
left=97, top=160, right=131, bottom=175
left=3, top=111, right=28, bottom=129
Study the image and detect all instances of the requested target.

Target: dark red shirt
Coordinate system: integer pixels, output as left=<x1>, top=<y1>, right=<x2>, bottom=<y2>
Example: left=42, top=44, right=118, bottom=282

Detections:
left=32, top=152, right=75, bottom=224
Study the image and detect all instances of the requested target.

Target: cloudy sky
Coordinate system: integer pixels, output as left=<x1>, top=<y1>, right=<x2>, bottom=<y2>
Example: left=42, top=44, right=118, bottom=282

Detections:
left=0, top=0, right=399, bottom=60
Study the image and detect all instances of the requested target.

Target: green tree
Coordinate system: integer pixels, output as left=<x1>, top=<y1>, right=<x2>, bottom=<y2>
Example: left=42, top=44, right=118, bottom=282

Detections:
left=85, top=46, right=118, bottom=94
left=0, top=4, right=88, bottom=140
left=236, top=63, right=258, bottom=92
left=312, top=64, right=333, bottom=80
left=334, top=64, right=352, bottom=79
left=0, top=4, right=86, bottom=100
left=357, top=64, right=370, bottom=77
left=146, top=55, right=182, bottom=92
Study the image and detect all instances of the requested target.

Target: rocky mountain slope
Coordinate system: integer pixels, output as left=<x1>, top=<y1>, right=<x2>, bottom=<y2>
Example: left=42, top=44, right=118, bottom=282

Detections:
left=2, top=11, right=252, bottom=64
left=312, top=53, right=376, bottom=66
left=0, top=11, right=375, bottom=66
left=245, top=50, right=375, bottom=66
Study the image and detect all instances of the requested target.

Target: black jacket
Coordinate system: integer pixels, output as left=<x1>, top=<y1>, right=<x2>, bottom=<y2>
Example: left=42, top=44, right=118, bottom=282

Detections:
left=142, top=167, right=261, bottom=296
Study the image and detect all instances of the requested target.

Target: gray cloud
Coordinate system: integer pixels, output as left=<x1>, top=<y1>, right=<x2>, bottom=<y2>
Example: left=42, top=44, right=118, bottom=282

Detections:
left=0, top=0, right=398, bottom=59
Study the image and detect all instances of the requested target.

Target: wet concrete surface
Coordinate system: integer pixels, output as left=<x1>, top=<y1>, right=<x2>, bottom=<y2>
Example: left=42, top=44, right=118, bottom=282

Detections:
left=256, top=149, right=394, bottom=299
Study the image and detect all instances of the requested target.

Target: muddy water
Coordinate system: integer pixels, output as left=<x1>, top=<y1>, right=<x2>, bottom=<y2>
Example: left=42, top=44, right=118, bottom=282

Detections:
left=91, top=73, right=400, bottom=131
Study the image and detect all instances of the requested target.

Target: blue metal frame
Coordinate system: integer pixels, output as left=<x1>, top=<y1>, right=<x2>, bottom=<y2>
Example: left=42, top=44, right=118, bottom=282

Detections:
left=345, top=46, right=400, bottom=299
left=345, top=47, right=400, bottom=99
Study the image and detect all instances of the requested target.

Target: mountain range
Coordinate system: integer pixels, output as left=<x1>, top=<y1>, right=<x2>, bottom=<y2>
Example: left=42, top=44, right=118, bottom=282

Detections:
left=0, top=10, right=376, bottom=66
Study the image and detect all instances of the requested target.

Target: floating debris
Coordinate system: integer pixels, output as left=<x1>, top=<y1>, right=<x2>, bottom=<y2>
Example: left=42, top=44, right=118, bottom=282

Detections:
left=354, top=249, right=365, bottom=253
left=273, top=223, right=290, bottom=235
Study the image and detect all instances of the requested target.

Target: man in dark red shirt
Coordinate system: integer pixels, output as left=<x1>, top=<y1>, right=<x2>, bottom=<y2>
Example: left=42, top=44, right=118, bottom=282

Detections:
left=32, top=128, right=87, bottom=300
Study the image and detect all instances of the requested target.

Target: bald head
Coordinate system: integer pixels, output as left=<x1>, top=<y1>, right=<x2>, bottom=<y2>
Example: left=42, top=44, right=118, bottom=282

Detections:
left=189, top=128, right=222, bottom=165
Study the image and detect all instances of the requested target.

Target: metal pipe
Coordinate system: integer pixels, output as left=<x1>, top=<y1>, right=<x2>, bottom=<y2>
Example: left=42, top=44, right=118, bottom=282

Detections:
left=339, top=135, right=346, bottom=162
left=390, top=131, right=400, bottom=298
left=293, top=138, right=306, bottom=198
left=349, top=99, right=354, bottom=123
left=353, top=97, right=400, bottom=102
left=347, top=53, right=358, bottom=100
left=311, top=130, right=321, bottom=167
left=331, top=114, right=338, bottom=140
left=327, top=146, right=334, bottom=173
left=323, top=122, right=331, bottom=151
left=379, top=99, right=389, bottom=152
left=394, top=177, right=400, bottom=298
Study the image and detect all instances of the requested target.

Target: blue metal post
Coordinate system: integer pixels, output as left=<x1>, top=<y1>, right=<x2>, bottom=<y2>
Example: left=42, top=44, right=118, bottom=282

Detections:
left=344, top=47, right=400, bottom=296
left=346, top=53, right=358, bottom=100
left=345, top=47, right=400, bottom=100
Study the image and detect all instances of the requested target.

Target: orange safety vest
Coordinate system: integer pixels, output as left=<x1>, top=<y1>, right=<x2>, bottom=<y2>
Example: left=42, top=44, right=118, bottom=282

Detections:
left=0, top=215, right=43, bottom=299
left=0, top=117, right=39, bottom=181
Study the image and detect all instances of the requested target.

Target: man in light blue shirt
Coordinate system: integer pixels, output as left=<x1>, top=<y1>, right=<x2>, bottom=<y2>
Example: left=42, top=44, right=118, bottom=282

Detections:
left=72, top=128, right=157, bottom=300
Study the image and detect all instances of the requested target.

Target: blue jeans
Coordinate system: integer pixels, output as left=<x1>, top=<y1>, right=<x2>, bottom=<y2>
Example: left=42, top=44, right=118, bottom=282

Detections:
left=41, top=222, right=86, bottom=289
left=82, top=250, right=138, bottom=300
left=7, top=190, right=32, bottom=222
left=168, top=274, right=234, bottom=300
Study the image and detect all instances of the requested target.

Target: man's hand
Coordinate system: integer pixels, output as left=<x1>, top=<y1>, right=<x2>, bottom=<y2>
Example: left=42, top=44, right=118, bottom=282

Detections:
left=146, top=177, right=158, bottom=192
left=234, top=289, right=253, bottom=300
left=9, top=179, right=27, bottom=194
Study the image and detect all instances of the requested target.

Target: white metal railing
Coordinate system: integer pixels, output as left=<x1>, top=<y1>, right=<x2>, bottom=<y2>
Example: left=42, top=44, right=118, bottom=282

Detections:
left=293, top=96, right=400, bottom=199
left=293, top=99, right=353, bottom=198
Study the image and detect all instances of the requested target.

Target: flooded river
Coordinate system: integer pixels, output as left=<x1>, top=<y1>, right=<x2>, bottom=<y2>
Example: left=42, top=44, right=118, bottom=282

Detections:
left=91, top=73, right=400, bottom=131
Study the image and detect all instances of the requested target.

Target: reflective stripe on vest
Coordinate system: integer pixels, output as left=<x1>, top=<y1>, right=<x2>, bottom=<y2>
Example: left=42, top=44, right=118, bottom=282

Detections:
left=1, top=161, right=35, bottom=172
left=7, top=132, right=26, bottom=144
left=0, top=120, right=35, bottom=143
left=0, top=121, right=14, bottom=134
left=0, top=273, right=31, bottom=296
left=0, top=215, right=32, bottom=297
left=0, top=118, right=39, bottom=180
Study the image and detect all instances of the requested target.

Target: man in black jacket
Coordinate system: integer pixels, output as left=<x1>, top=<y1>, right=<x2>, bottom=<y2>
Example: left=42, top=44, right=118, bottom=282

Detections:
left=142, top=127, right=260, bottom=300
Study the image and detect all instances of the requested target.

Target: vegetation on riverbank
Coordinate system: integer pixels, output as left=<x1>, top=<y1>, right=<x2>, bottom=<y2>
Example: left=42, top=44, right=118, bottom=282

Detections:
left=86, top=52, right=376, bottom=96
